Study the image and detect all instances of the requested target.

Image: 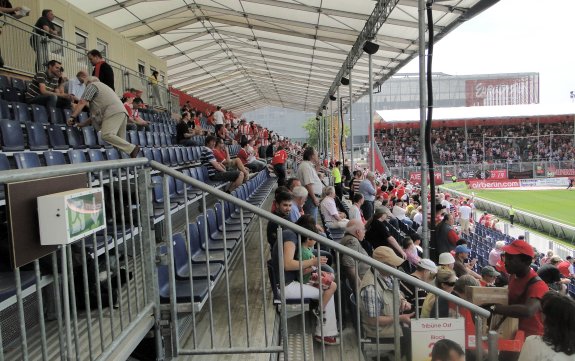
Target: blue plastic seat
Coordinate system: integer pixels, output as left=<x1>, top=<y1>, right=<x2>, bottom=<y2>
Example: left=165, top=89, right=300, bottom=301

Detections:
left=214, top=202, right=244, bottom=231
left=82, top=126, right=99, bottom=149
left=47, top=125, right=69, bottom=150
left=65, top=127, right=87, bottom=149
left=30, top=104, right=49, bottom=124
left=173, top=233, right=223, bottom=280
left=11, top=102, right=30, bottom=123
left=197, top=211, right=238, bottom=250
left=128, top=130, right=139, bottom=146
left=68, top=149, right=88, bottom=164
left=87, top=149, right=106, bottom=162
left=10, top=78, right=26, bottom=91
left=151, top=148, right=162, bottom=163
left=167, top=147, right=177, bottom=166
left=0, top=118, right=25, bottom=151
left=160, top=148, right=170, bottom=165
left=157, top=264, right=209, bottom=304
left=188, top=222, right=227, bottom=264
left=43, top=150, right=67, bottom=166
left=3, top=87, right=24, bottom=102
left=0, top=75, right=9, bottom=89
left=14, top=152, right=41, bottom=169
left=142, top=147, right=153, bottom=161
left=25, top=121, right=49, bottom=151
left=174, top=147, right=185, bottom=165
left=48, top=107, right=64, bottom=124
left=145, top=132, right=154, bottom=147
left=137, top=130, right=147, bottom=147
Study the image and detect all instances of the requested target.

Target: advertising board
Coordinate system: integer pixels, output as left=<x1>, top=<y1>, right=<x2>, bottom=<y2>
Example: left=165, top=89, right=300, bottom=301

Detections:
left=409, top=172, right=443, bottom=185
left=467, top=179, right=520, bottom=189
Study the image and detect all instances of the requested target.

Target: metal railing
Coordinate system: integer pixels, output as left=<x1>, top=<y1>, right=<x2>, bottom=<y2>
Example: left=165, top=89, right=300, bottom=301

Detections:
left=147, top=160, right=497, bottom=361
left=0, top=156, right=500, bottom=360
left=0, top=158, right=159, bottom=361
left=0, top=13, right=179, bottom=113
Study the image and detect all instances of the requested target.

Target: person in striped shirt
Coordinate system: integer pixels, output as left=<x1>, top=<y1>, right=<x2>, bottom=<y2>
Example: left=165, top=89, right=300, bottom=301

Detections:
left=200, top=135, right=244, bottom=193
left=26, top=60, right=73, bottom=108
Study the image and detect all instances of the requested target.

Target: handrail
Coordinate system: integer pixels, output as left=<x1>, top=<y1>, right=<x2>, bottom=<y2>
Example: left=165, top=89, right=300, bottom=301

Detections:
left=0, top=158, right=148, bottom=183
left=149, top=160, right=491, bottom=319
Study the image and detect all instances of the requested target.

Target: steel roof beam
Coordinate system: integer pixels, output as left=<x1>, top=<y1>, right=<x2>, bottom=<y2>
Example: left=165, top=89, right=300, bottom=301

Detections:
left=317, top=0, right=402, bottom=114
left=89, top=0, right=144, bottom=17
left=149, top=31, right=210, bottom=53
left=131, top=19, right=200, bottom=43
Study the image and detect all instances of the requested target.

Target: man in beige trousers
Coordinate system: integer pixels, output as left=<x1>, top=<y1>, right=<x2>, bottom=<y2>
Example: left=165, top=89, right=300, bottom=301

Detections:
left=66, top=76, right=139, bottom=158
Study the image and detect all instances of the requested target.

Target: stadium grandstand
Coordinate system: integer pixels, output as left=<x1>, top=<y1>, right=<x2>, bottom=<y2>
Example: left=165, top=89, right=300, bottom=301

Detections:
left=0, top=1, right=574, bottom=361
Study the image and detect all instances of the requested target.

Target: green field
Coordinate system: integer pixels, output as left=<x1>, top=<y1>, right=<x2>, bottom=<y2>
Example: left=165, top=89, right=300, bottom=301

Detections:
left=442, top=184, right=575, bottom=227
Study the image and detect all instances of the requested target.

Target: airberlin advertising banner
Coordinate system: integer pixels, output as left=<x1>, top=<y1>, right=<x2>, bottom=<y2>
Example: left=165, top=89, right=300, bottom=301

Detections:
left=409, top=172, right=443, bottom=185
left=467, top=179, right=520, bottom=189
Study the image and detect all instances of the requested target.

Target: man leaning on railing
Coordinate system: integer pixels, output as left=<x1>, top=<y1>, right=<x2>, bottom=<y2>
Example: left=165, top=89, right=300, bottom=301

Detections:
left=31, top=9, right=58, bottom=73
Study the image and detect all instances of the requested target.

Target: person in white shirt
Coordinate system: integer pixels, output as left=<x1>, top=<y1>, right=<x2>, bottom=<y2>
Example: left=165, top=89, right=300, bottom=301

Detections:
left=413, top=206, right=423, bottom=227
left=348, top=193, right=365, bottom=224
left=518, top=292, right=575, bottom=361
left=296, top=147, right=323, bottom=219
left=458, top=200, right=472, bottom=235
left=65, top=70, right=87, bottom=104
left=320, top=186, right=348, bottom=229
left=213, top=105, right=225, bottom=133
left=392, top=200, right=413, bottom=227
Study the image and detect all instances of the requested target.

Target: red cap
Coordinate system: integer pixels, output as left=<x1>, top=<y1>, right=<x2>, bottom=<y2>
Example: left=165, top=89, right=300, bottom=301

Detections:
left=502, top=240, right=534, bottom=258
left=122, top=92, right=135, bottom=98
left=557, top=261, right=571, bottom=278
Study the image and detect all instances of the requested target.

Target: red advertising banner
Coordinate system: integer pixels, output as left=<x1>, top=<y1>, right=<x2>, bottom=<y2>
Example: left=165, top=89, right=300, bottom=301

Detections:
left=465, top=76, right=538, bottom=107
left=489, top=169, right=508, bottom=179
left=548, top=168, right=575, bottom=177
left=467, top=179, right=520, bottom=190
left=409, top=172, right=443, bottom=185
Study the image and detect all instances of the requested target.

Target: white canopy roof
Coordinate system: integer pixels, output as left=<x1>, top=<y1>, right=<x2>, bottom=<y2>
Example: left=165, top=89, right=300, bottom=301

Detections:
left=375, top=103, right=575, bottom=123
left=65, top=0, right=498, bottom=113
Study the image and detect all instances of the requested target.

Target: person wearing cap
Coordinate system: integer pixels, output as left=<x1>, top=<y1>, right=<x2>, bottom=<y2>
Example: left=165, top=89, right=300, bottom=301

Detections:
left=359, top=246, right=413, bottom=360
left=340, top=219, right=370, bottom=290
left=536, top=261, right=569, bottom=294
left=399, top=258, right=437, bottom=315
left=436, top=213, right=459, bottom=256
left=438, top=252, right=455, bottom=272
left=480, top=266, right=500, bottom=287
left=488, top=241, right=506, bottom=267
left=67, top=76, right=140, bottom=158
left=421, top=268, right=457, bottom=318
left=490, top=240, right=549, bottom=338
left=453, top=245, right=481, bottom=280
left=365, top=207, right=407, bottom=259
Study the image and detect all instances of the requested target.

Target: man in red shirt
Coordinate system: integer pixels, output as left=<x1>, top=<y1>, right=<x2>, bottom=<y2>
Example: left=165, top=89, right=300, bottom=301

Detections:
left=271, top=145, right=287, bottom=186
left=212, top=138, right=249, bottom=181
left=490, top=240, right=548, bottom=338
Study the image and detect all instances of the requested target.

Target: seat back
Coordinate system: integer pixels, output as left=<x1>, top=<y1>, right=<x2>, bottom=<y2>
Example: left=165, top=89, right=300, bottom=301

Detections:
left=47, top=125, right=68, bottom=150
left=87, top=149, right=105, bottom=162
left=43, top=151, right=67, bottom=166
left=160, top=148, right=170, bottom=165
left=25, top=121, right=49, bottom=151
left=82, top=126, right=99, bottom=148
left=167, top=147, right=177, bottom=166
left=188, top=222, right=202, bottom=256
left=142, top=147, right=153, bottom=161
left=137, top=130, right=147, bottom=147
left=128, top=130, right=139, bottom=145
left=266, top=260, right=281, bottom=302
left=105, top=148, right=120, bottom=161
left=14, top=152, right=41, bottom=169
left=0, top=119, right=25, bottom=151
left=31, top=104, right=49, bottom=124
left=11, top=78, right=26, bottom=91
left=66, top=127, right=86, bottom=149
left=151, top=176, right=164, bottom=203
left=146, top=132, right=154, bottom=147
left=172, top=233, right=189, bottom=276
left=174, top=147, right=184, bottom=165
left=68, top=149, right=87, bottom=164
left=48, top=107, right=64, bottom=124
left=152, top=148, right=162, bottom=163
left=3, top=87, right=24, bottom=102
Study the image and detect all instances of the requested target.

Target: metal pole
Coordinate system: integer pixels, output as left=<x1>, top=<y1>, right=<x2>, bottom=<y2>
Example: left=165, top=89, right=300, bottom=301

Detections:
left=483, top=134, right=486, bottom=165
left=349, top=68, right=354, bottom=170
left=369, top=52, right=375, bottom=171
left=330, top=102, right=334, bottom=159
left=464, top=119, right=469, bottom=163
left=418, top=0, right=429, bottom=258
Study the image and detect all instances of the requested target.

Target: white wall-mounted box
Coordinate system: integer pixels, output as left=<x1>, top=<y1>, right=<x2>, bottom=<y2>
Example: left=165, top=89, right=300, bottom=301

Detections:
left=37, top=188, right=106, bottom=245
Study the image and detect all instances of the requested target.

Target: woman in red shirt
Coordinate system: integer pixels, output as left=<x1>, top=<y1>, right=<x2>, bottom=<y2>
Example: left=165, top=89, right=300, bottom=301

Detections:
left=271, top=145, right=287, bottom=186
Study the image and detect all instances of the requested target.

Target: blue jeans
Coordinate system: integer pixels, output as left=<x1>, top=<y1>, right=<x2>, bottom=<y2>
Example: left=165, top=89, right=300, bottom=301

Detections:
left=303, top=197, right=318, bottom=220
left=28, top=94, right=71, bottom=109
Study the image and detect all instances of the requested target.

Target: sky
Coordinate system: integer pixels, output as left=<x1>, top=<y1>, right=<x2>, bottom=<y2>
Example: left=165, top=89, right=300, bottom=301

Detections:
left=401, top=0, right=575, bottom=104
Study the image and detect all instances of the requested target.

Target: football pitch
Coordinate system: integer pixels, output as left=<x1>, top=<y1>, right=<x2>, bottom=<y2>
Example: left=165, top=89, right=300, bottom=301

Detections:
left=442, top=185, right=575, bottom=227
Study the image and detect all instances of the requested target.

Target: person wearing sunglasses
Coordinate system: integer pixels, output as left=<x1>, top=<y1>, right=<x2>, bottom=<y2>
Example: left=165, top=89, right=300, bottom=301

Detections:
left=421, top=268, right=457, bottom=318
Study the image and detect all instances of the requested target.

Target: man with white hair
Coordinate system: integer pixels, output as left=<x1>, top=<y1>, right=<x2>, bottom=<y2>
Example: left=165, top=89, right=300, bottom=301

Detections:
left=358, top=172, right=376, bottom=219
left=488, top=241, right=506, bottom=267
left=340, top=219, right=370, bottom=289
left=320, top=186, right=348, bottom=229
left=290, top=186, right=308, bottom=222
left=66, top=76, right=139, bottom=158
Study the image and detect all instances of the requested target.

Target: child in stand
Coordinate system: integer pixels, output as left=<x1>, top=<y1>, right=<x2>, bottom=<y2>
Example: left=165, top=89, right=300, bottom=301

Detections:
left=404, top=238, right=421, bottom=269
